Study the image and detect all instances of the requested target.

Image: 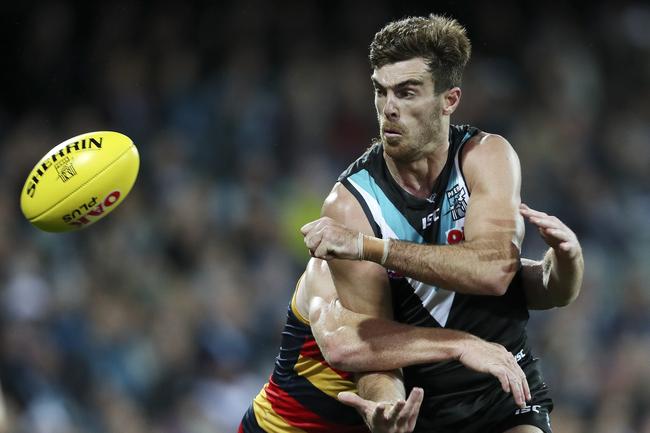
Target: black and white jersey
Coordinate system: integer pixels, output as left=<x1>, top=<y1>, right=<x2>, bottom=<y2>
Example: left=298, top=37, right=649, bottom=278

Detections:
left=338, top=124, right=530, bottom=402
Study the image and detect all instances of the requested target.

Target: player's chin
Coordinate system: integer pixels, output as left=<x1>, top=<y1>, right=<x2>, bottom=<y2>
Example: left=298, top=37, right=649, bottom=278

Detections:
left=381, top=133, right=403, bottom=147
left=383, top=139, right=418, bottom=162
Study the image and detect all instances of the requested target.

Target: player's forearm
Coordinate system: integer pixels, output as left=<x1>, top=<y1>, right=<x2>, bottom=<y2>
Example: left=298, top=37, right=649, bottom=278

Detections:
left=543, top=247, right=583, bottom=307
left=314, top=302, right=470, bottom=372
left=363, top=236, right=519, bottom=295
left=356, top=370, right=405, bottom=403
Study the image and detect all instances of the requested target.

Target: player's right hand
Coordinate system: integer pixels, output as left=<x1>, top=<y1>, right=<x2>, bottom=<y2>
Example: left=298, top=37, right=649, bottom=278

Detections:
left=338, top=388, right=423, bottom=433
left=456, top=337, right=531, bottom=408
left=519, top=203, right=582, bottom=261
left=301, top=217, right=360, bottom=260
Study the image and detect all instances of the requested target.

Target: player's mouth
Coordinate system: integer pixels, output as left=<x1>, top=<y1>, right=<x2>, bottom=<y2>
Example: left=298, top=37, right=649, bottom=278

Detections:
left=382, top=128, right=403, bottom=138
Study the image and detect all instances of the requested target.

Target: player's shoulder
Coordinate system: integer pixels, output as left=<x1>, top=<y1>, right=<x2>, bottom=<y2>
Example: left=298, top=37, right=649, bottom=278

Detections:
left=449, top=124, right=514, bottom=157
left=464, top=130, right=514, bottom=152
left=459, top=130, right=521, bottom=191
left=323, top=182, right=361, bottom=219
left=461, top=131, right=519, bottom=167
left=319, top=181, right=375, bottom=235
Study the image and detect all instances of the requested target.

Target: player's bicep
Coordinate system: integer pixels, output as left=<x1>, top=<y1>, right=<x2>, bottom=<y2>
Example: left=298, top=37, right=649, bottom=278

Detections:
left=329, top=259, right=393, bottom=318
left=302, top=258, right=389, bottom=326
left=303, top=259, right=336, bottom=303
left=462, top=134, right=524, bottom=249
left=321, top=183, right=393, bottom=319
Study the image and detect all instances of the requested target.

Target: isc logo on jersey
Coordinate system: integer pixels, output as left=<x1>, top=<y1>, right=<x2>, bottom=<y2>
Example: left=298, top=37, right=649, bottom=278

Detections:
left=421, top=209, right=440, bottom=229
left=20, top=131, right=139, bottom=232
left=514, top=405, right=541, bottom=415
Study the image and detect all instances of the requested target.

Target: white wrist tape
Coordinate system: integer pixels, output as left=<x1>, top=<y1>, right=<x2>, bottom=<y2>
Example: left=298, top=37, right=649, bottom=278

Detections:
left=357, top=231, right=364, bottom=260
left=380, top=238, right=390, bottom=266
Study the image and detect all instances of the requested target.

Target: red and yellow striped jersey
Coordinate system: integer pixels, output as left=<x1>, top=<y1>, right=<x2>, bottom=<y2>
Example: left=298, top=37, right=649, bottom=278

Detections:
left=240, top=290, right=368, bottom=433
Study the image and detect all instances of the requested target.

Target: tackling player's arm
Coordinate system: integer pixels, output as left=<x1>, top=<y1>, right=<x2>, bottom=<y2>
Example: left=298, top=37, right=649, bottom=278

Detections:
left=305, top=258, right=447, bottom=372
left=302, top=259, right=530, bottom=405
left=519, top=204, right=584, bottom=309
left=303, top=134, right=524, bottom=296
left=339, top=374, right=422, bottom=433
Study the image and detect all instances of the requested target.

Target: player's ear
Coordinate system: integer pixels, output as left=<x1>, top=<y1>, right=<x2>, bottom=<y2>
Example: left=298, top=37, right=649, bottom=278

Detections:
left=442, top=87, right=461, bottom=115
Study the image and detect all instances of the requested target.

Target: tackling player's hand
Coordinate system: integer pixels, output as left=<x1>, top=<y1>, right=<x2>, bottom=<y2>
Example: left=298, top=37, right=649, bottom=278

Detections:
left=520, top=204, right=581, bottom=261
left=301, top=217, right=360, bottom=260
left=338, top=388, right=423, bottom=433
left=456, top=337, right=531, bottom=408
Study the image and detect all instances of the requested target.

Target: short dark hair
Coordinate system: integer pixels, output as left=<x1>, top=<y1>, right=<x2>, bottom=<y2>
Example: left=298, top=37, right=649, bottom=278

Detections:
left=369, top=14, right=472, bottom=93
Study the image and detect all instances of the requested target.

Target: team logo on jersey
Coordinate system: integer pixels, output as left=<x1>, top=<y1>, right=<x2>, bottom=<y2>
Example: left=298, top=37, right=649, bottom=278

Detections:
left=446, top=228, right=465, bottom=244
left=445, top=184, right=467, bottom=221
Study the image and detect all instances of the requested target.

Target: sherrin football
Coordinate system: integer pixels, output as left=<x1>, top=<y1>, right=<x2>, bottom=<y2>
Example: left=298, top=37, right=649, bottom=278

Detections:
left=20, top=131, right=140, bottom=232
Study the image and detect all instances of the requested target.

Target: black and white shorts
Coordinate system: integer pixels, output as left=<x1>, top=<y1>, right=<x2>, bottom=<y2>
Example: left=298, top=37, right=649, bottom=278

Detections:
left=413, top=356, right=554, bottom=433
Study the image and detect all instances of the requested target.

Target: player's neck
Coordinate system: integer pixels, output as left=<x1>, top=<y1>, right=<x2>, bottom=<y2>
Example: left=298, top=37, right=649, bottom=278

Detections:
left=385, top=139, right=450, bottom=200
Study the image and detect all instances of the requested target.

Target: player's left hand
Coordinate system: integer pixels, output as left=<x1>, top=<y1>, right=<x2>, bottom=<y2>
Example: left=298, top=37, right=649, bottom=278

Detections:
left=519, top=204, right=581, bottom=261
left=301, top=217, right=360, bottom=260
left=338, top=387, right=423, bottom=433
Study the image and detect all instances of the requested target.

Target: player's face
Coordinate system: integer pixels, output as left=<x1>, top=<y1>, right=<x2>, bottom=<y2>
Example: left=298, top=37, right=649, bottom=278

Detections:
left=372, top=57, right=445, bottom=162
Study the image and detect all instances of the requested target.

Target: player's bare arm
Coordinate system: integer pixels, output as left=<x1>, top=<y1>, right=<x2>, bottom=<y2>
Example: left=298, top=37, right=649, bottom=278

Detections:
left=339, top=377, right=423, bottom=433
left=519, top=204, right=584, bottom=309
left=303, top=134, right=524, bottom=296
left=302, top=201, right=583, bottom=312
left=315, top=183, right=419, bottom=430
left=299, top=258, right=530, bottom=405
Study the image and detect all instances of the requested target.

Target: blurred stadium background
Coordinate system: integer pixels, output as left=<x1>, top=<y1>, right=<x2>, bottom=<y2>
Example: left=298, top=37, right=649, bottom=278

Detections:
left=1, top=1, right=649, bottom=432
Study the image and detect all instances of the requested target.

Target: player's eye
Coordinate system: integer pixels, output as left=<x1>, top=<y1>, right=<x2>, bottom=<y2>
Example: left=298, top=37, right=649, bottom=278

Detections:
left=397, top=89, right=416, bottom=98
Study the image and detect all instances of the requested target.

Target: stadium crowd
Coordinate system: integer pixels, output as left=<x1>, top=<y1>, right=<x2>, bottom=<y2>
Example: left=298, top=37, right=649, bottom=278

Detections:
left=1, top=1, right=649, bottom=432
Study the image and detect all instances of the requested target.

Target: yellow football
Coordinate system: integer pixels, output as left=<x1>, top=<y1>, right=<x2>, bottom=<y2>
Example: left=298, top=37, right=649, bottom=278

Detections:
left=20, top=131, right=140, bottom=232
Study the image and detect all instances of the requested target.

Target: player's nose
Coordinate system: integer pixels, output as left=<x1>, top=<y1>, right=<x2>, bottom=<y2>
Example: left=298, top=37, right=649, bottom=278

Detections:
left=383, top=94, right=399, bottom=120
